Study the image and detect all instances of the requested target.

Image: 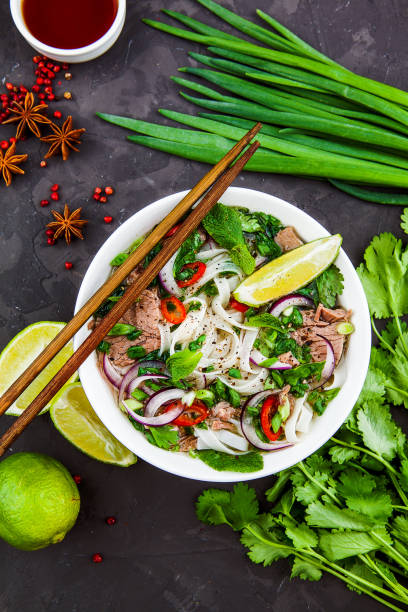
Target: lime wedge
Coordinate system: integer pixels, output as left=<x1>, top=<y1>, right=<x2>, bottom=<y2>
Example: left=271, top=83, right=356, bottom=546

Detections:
left=50, top=383, right=137, bottom=466
left=0, top=321, right=77, bottom=417
left=233, top=234, right=342, bottom=306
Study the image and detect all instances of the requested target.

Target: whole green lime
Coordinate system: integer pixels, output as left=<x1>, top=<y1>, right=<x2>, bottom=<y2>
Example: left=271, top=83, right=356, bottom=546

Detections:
left=0, top=452, right=80, bottom=551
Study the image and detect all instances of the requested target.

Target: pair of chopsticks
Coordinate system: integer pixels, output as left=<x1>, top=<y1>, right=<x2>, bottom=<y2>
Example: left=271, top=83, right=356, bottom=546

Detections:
left=0, top=122, right=261, bottom=456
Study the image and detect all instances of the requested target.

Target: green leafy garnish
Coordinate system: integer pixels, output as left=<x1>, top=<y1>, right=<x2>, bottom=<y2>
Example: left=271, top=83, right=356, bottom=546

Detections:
left=316, top=264, right=344, bottom=308
left=188, top=334, right=206, bottom=351
left=247, top=313, right=286, bottom=331
left=145, top=425, right=179, bottom=450
left=194, top=450, right=263, bottom=473
left=173, top=230, right=204, bottom=279
left=126, top=346, right=147, bottom=360
left=96, top=341, right=110, bottom=353
left=202, top=203, right=255, bottom=274
left=228, top=368, right=242, bottom=379
left=307, top=387, right=340, bottom=415
left=108, top=323, right=138, bottom=337
left=166, top=348, right=202, bottom=381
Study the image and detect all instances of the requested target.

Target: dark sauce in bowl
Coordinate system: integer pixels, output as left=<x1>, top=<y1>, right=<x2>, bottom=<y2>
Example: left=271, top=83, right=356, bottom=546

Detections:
left=22, top=0, right=118, bottom=49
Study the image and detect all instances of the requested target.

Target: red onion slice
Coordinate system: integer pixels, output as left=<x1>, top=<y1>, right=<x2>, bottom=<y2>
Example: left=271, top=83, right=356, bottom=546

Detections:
left=309, top=335, right=335, bottom=390
left=268, top=294, right=314, bottom=317
left=159, top=251, right=182, bottom=297
left=127, top=374, right=168, bottom=397
left=144, top=388, right=186, bottom=417
left=241, top=391, right=293, bottom=451
left=250, top=349, right=292, bottom=370
left=125, top=388, right=186, bottom=427
left=119, top=360, right=167, bottom=405
left=103, top=354, right=123, bottom=388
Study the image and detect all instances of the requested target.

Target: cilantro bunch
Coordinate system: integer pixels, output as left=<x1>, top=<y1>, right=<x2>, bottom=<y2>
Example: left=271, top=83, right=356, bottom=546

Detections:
left=357, top=209, right=408, bottom=409
left=196, top=401, right=408, bottom=611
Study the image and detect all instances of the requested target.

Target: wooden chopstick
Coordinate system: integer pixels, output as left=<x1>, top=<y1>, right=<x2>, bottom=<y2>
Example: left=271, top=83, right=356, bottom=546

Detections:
left=0, top=135, right=261, bottom=455
left=0, top=122, right=262, bottom=420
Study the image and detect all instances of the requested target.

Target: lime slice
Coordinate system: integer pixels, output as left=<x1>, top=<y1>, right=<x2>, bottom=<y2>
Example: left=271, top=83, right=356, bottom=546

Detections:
left=233, top=234, right=342, bottom=306
left=50, top=383, right=137, bottom=466
left=0, top=321, right=77, bottom=417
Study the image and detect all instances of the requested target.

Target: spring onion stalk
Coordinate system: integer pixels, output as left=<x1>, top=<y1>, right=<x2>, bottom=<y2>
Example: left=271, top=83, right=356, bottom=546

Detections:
left=197, top=113, right=408, bottom=170
left=161, top=7, right=299, bottom=55
left=179, top=79, right=408, bottom=153
left=144, top=17, right=408, bottom=117
left=205, top=46, right=408, bottom=131
left=189, top=52, right=408, bottom=134
left=158, top=108, right=408, bottom=173
left=122, top=131, right=408, bottom=187
left=329, top=180, right=408, bottom=204
left=194, top=0, right=340, bottom=66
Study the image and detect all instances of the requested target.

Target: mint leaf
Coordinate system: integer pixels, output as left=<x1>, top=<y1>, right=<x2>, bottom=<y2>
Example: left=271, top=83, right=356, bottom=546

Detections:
left=316, top=264, right=344, bottom=308
left=247, top=313, right=286, bottom=331
left=202, top=203, right=255, bottom=274
left=357, top=232, right=408, bottom=318
left=166, top=348, right=202, bottom=381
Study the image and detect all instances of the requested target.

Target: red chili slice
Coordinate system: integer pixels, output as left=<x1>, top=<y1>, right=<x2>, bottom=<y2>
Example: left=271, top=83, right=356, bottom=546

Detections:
left=165, top=399, right=209, bottom=426
left=229, top=298, right=249, bottom=313
left=160, top=296, right=186, bottom=324
left=176, top=261, right=206, bottom=288
left=165, top=224, right=181, bottom=238
left=260, top=395, right=282, bottom=441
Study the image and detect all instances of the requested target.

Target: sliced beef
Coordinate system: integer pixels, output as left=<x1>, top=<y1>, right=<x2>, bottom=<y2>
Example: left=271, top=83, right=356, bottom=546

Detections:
left=302, top=309, right=328, bottom=328
left=178, top=435, right=198, bottom=452
left=292, top=320, right=345, bottom=364
left=95, top=287, right=163, bottom=368
left=275, top=226, right=303, bottom=252
left=210, top=419, right=236, bottom=431
left=315, top=303, right=351, bottom=323
left=278, top=351, right=299, bottom=367
left=211, top=401, right=241, bottom=421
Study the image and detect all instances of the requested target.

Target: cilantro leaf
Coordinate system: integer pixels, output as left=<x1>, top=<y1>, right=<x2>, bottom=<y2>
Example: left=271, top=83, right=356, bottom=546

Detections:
left=306, top=501, right=375, bottom=530
left=281, top=517, right=318, bottom=549
left=328, top=446, right=360, bottom=464
left=357, top=232, right=408, bottom=318
left=357, top=403, right=399, bottom=460
left=166, top=348, right=202, bottom=381
left=195, top=489, right=233, bottom=527
left=291, top=557, right=322, bottom=581
left=195, top=450, right=263, bottom=473
left=391, top=515, right=408, bottom=545
left=345, top=559, right=384, bottom=593
left=316, top=264, right=344, bottom=308
left=241, top=517, right=292, bottom=565
left=202, top=203, right=255, bottom=274
left=401, top=207, right=408, bottom=235
left=319, top=530, right=383, bottom=561
left=337, top=469, right=393, bottom=522
left=356, top=356, right=387, bottom=409
left=196, top=484, right=259, bottom=530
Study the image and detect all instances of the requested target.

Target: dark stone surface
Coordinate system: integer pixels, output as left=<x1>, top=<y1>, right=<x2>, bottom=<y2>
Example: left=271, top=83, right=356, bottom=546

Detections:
left=1, top=1, right=407, bottom=610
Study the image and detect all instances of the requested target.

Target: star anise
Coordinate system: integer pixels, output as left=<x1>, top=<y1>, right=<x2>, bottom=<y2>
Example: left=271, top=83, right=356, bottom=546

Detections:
left=41, top=115, right=85, bottom=161
left=3, top=92, right=50, bottom=139
left=0, top=141, right=28, bottom=187
left=47, top=204, right=88, bottom=244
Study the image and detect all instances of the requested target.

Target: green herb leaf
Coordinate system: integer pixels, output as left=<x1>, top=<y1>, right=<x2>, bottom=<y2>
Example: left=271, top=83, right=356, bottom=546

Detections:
left=316, top=264, right=344, bottom=308
left=307, top=387, right=340, bottom=415
left=145, top=425, right=179, bottom=450
left=195, top=450, right=263, bottom=473
left=166, top=348, right=202, bottom=381
left=127, top=346, right=147, bottom=360
left=202, top=203, right=255, bottom=274
left=357, top=403, right=399, bottom=460
left=247, top=313, right=286, bottom=331
left=196, top=483, right=259, bottom=530
left=96, top=340, right=110, bottom=353
left=306, top=501, right=375, bottom=530
left=228, top=367, right=242, bottom=379
left=173, top=230, right=204, bottom=279
left=108, top=323, right=137, bottom=336
left=291, top=557, right=322, bottom=581
left=189, top=334, right=206, bottom=351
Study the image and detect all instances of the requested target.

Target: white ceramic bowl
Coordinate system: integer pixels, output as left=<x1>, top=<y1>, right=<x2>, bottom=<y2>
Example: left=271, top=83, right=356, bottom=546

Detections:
left=10, top=0, right=126, bottom=63
left=74, top=187, right=371, bottom=482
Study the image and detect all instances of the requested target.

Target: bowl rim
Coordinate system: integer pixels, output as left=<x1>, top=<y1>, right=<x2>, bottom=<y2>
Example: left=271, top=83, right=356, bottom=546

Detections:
left=9, top=0, right=125, bottom=56
left=74, top=186, right=371, bottom=482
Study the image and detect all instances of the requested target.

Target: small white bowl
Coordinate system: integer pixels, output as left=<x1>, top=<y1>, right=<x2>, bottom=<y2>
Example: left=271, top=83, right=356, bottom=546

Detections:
left=10, top=0, right=126, bottom=63
left=74, top=187, right=371, bottom=482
